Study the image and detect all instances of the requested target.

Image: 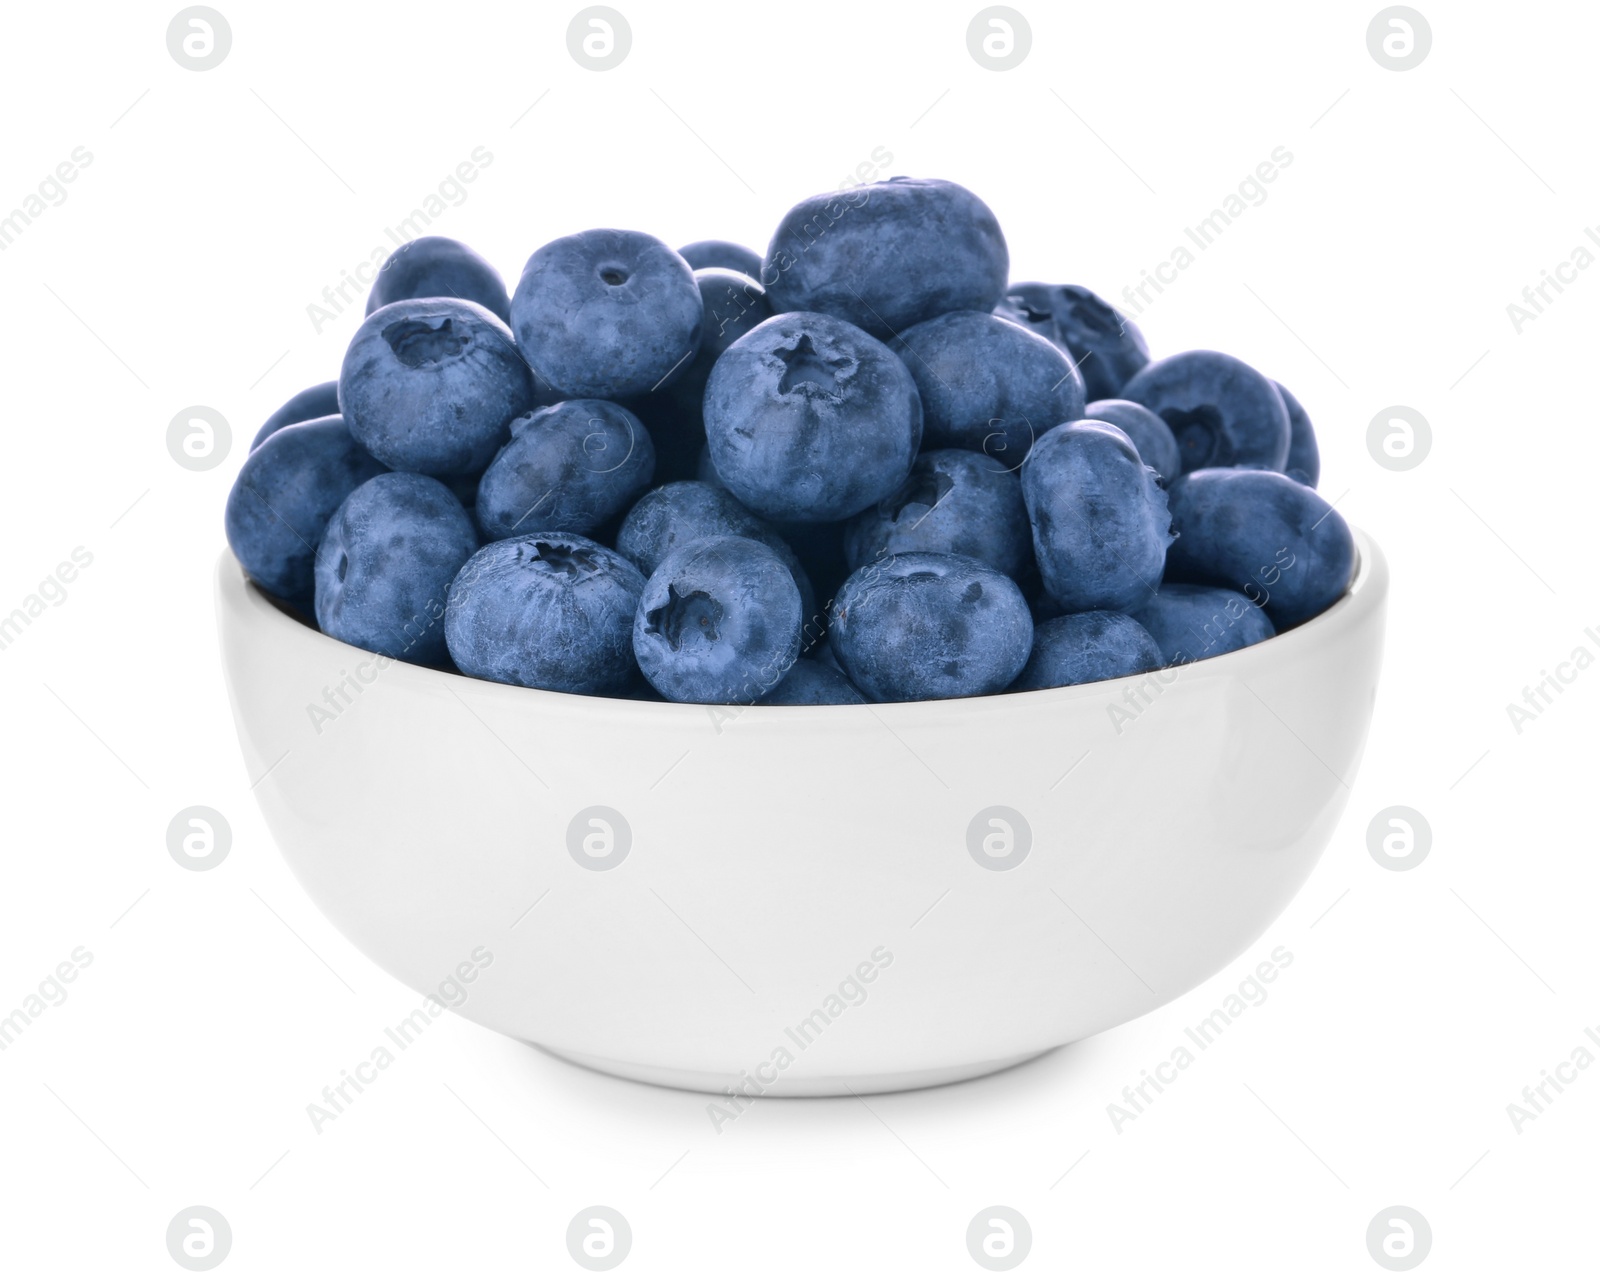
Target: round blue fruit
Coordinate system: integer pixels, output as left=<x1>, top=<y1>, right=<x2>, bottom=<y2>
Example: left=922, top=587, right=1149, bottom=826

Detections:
left=445, top=533, right=646, bottom=695
left=703, top=312, right=922, bottom=522
left=225, top=415, right=387, bottom=605
left=1084, top=399, right=1182, bottom=483
left=633, top=535, right=802, bottom=704
left=315, top=473, right=479, bottom=667
left=340, top=298, right=534, bottom=477
left=843, top=448, right=1031, bottom=579
left=763, top=178, right=1009, bottom=339
left=830, top=552, right=1033, bottom=702
left=1022, top=421, right=1173, bottom=613
left=252, top=381, right=339, bottom=450
left=1129, top=583, right=1276, bottom=665
left=1052, top=285, right=1150, bottom=401
left=1122, top=350, right=1291, bottom=474
left=892, top=311, right=1084, bottom=466
left=1273, top=380, right=1321, bottom=488
left=1010, top=611, right=1163, bottom=690
left=1164, top=468, right=1355, bottom=629
left=760, top=659, right=866, bottom=705
left=995, top=284, right=1150, bottom=401
left=364, top=236, right=511, bottom=324
left=677, top=239, right=763, bottom=278
left=615, top=480, right=816, bottom=629
left=510, top=229, right=702, bottom=399
left=475, top=400, right=655, bottom=541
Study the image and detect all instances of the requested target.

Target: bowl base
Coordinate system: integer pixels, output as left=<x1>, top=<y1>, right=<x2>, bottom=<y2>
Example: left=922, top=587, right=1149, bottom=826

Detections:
left=530, top=1043, right=1055, bottom=1097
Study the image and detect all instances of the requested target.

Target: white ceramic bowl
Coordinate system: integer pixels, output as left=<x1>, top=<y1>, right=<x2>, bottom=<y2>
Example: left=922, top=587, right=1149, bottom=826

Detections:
left=216, top=534, right=1387, bottom=1096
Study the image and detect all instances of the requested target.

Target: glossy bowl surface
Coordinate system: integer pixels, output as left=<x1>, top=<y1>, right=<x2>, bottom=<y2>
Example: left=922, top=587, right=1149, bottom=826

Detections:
left=216, top=534, right=1387, bottom=1095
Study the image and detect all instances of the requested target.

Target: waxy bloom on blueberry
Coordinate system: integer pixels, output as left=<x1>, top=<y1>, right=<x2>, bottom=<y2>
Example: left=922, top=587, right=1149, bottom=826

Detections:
left=1022, top=420, right=1173, bottom=614
left=633, top=536, right=802, bottom=704
left=340, top=298, right=534, bottom=477
left=703, top=312, right=922, bottom=523
left=445, top=534, right=645, bottom=694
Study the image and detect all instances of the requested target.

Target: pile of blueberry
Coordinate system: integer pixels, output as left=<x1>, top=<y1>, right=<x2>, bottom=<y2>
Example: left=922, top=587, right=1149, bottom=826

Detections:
left=225, top=177, right=1354, bottom=705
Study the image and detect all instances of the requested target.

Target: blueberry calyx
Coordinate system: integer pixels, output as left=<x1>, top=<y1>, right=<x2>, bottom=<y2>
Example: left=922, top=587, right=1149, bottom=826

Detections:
left=522, top=539, right=602, bottom=580
left=776, top=334, right=853, bottom=398
left=645, top=585, right=724, bottom=650
left=382, top=316, right=471, bottom=368
left=1162, top=404, right=1231, bottom=469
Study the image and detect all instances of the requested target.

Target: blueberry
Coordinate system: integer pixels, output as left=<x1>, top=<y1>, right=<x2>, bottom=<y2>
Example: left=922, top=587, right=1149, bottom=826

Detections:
left=475, top=400, right=655, bottom=541
left=1129, top=583, right=1275, bottom=665
left=1084, top=399, right=1181, bottom=483
left=891, top=311, right=1083, bottom=466
left=615, top=480, right=816, bottom=629
left=843, top=448, right=1031, bottom=579
left=995, top=284, right=1150, bottom=400
left=677, top=239, right=763, bottom=278
left=364, top=236, right=511, bottom=324
left=1274, top=380, right=1321, bottom=488
left=1009, top=611, right=1162, bottom=690
left=252, top=381, right=340, bottom=450
left=627, top=268, right=773, bottom=482
left=1122, top=350, right=1291, bottom=474
left=830, top=552, right=1032, bottom=701
left=1049, top=285, right=1149, bottom=401
left=704, top=311, right=922, bottom=522
left=991, top=282, right=1057, bottom=343
left=763, top=178, right=1009, bottom=339
left=1164, top=468, right=1355, bottom=628
left=633, top=536, right=802, bottom=704
left=1022, top=421, right=1173, bottom=613
left=510, top=229, right=702, bottom=399
left=339, top=298, right=534, bottom=477
left=760, top=659, right=866, bottom=705
left=224, top=416, right=387, bottom=605
left=445, top=533, right=645, bottom=694
left=314, top=473, right=479, bottom=667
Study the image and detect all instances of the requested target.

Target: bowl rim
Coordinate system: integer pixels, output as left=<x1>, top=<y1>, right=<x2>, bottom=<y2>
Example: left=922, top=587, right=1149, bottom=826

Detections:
left=216, top=529, right=1386, bottom=722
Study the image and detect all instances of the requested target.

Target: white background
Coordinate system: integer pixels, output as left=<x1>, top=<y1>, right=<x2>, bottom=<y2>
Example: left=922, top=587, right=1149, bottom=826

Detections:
left=1, top=0, right=1595, bottom=1273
